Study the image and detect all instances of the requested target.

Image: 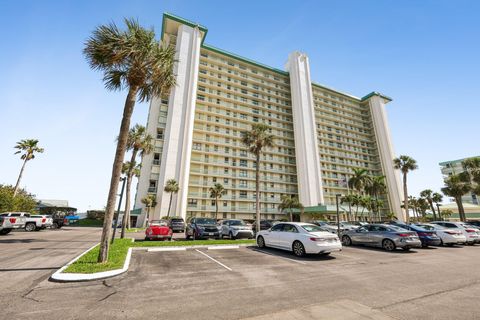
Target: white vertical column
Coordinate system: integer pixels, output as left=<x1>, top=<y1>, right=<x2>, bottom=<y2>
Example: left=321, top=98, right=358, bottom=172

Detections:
left=368, top=95, right=404, bottom=222
left=152, top=24, right=202, bottom=220
left=286, top=52, right=324, bottom=206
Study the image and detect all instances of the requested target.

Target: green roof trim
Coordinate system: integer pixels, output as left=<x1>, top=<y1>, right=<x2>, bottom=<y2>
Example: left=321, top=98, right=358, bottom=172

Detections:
left=361, top=91, right=393, bottom=102
left=161, top=12, right=208, bottom=45
left=312, top=82, right=362, bottom=101
left=202, top=44, right=289, bottom=76
left=439, top=156, right=480, bottom=166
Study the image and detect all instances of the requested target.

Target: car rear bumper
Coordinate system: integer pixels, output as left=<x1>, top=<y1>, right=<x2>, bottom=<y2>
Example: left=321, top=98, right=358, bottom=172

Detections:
left=232, top=230, right=254, bottom=238
left=171, top=226, right=185, bottom=232
left=395, top=239, right=422, bottom=248
left=305, top=242, right=342, bottom=254
left=421, top=237, right=442, bottom=246
left=197, top=231, right=220, bottom=239
left=147, top=234, right=172, bottom=239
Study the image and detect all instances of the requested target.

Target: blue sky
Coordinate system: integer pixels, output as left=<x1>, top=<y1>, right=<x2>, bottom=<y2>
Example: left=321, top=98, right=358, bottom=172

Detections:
left=0, top=0, right=478, bottom=212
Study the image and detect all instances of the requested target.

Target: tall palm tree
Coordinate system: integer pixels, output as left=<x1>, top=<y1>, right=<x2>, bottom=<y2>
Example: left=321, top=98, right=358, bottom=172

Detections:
left=432, top=192, right=443, bottom=220
left=120, top=161, right=141, bottom=238
left=348, top=168, right=372, bottom=194
left=441, top=174, right=470, bottom=222
left=13, top=139, right=44, bottom=197
left=241, top=123, right=275, bottom=233
left=164, top=179, right=179, bottom=218
left=209, top=183, right=226, bottom=220
left=84, top=18, right=176, bottom=263
left=393, top=155, right=418, bottom=222
left=278, top=195, right=304, bottom=222
left=359, top=195, right=373, bottom=222
left=121, top=124, right=153, bottom=238
left=420, top=189, right=437, bottom=220
left=341, top=194, right=357, bottom=221
left=141, top=194, right=157, bottom=227
left=365, top=175, right=386, bottom=221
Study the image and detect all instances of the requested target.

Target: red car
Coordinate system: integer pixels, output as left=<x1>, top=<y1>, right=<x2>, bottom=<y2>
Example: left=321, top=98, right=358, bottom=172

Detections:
left=145, top=220, right=173, bottom=241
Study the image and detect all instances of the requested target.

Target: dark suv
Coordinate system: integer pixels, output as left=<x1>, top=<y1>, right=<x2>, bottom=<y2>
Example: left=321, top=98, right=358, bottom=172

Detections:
left=185, top=217, right=220, bottom=240
left=168, top=217, right=185, bottom=233
left=252, top=220, right=278, bottom=234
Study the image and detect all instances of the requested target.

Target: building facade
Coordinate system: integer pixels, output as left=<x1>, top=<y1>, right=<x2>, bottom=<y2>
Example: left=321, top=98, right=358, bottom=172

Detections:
left=134, top=13, right=404, bottom=224
left=439, top=156, right=479, bottom=205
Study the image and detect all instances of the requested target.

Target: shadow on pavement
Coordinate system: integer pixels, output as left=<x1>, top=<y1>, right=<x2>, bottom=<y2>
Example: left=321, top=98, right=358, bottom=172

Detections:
left=247, top=246, right=337, bottom=262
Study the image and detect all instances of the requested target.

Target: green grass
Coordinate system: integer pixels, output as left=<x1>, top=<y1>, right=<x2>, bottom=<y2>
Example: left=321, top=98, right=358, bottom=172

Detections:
left=132, top=239, right=255, bottom=247
left=76, top=219, right=103, bottom=227
left=64, top=238, right=132, bottom=274
left=125, top=228, right=145, bottom=233
left=63, top=238, right=255, bottom=274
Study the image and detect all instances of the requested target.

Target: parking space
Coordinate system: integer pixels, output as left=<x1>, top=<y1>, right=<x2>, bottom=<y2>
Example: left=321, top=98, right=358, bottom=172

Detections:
left=3, top=238, right=480, bottom=319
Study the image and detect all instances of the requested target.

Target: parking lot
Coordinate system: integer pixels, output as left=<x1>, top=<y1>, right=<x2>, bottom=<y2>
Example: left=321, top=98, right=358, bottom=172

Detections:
left=2, top=227, right=480, bottom=320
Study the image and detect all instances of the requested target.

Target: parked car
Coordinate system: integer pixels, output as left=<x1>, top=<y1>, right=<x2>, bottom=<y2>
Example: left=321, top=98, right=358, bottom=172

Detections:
left=0, top=213, right=26, bottom=235
left=394, top=223, right=441, bottom=247
left=251, top=220, right=279, bottom=233
left=185, top=217, right=221, bottom=240
left=415, top=223, right=466, bottom=246
left=310, top=221, right=347, bottom=234
left=467, top=220, right=480, bottom=228
left=256, top=222, right=342, bottom=257
left=347, top=221, right=368, bottom=227
left=1, top=212, right=43, bottom=232
left=219, top=219, right=254, bottom=239
left=342, top=224, right=422, bottom=251
left=145, top=219, right=173, bottom=241
left=32, top=215, right=53, bottom=229
left=430, top=221, right=480, bottom=245
left=168, top=217, right=185, bottom=233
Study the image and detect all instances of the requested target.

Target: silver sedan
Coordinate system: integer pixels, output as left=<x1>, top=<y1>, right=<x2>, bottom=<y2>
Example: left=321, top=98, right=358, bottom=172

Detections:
left=341, top=224, right=422, bottom=251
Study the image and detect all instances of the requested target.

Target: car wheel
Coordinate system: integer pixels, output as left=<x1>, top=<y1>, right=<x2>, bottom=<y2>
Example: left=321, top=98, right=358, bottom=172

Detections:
left=342, top=235, right=352, bottom=246
left=185, top=231, right=191, bottom=240
left=144, top=236, right=150, bottom=241
left=382, top=239, right=396, bottom=251
left=468, top=242, right=475, bottom=246
left=292, top=241, right=306, bottom=257
left=257, top=236, right=266, bottom=248
left=192, top=231, right=197, bottom=241
left=229, top=231, right=236, bottom=240
left=25, top=223, right=36, bottom=232
left=403, top=247, right=411, bottom=251
left=52, top=222, right=59, bottom=229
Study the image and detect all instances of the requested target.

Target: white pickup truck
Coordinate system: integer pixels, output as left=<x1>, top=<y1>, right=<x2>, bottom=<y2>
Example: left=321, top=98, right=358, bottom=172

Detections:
left=1, top=212, right=49, bottom=232
left=0, top=212, right=27, bottom=235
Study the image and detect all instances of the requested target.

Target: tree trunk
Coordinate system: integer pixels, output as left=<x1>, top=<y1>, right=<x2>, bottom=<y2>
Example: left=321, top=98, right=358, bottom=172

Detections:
left=402, top=173, right=410, bottom=222
left=98, top=87, right=138, bottom=263
left=289, top=208, right=293, bottom=222
left=121, top=150, right=138, bottom=239
left=215, top=197, right=218, bottom=220
left=142, top=207, right=150, bottom=228
left=167, top=193, right=173, bottom=218
left=13, top=158, right=29, bottom=197
left=255, top=153, right=261, bottom=233
left=456, top=197, right=466, bottom=222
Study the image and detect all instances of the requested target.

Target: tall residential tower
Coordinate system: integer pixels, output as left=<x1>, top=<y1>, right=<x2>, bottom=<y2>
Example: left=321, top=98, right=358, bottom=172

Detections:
left=134, top=13, right=404, bottom=224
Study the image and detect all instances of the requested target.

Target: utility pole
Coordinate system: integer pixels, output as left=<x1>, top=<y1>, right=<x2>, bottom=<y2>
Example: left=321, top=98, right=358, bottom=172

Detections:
left=336, top=194, right=342, bottom=236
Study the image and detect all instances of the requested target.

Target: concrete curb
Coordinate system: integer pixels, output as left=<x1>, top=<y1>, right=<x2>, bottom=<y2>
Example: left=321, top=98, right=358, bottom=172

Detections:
left=50, top=239, right=134, bottom=282
left=133, top=243, right=252, bottom=251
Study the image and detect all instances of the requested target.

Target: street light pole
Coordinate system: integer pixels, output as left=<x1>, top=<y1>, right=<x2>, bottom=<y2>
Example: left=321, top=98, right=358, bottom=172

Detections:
left=436, top=203, right=442, bottom=221
left=336, top=194, right=342, bottom=236
left=111, top=177, right=127, bottom=244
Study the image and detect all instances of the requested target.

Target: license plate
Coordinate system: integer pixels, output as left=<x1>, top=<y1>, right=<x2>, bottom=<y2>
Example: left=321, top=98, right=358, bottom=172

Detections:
left=208, top=233, right=213, bottom=236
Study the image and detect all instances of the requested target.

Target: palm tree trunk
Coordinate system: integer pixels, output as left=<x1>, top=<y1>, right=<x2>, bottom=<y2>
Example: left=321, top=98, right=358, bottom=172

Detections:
left=215, top=196, right=219, bottom=220
left=13, top=158, right=28, bottom=197
left=98, top=86, right=138, bottom=263
left=289, top=208, right=293, bottom=222
left=121, top=150, right=138, bottom=239
left=255, top=153, right=261, bottom=233
left=429, top=201, right=437, bottom=220
left=142, top=206, right=150, bottom=228
left=402, top=173, right=410, bottom=222
left=456, top=197, right=466, bottom=222
left=167, top=193, right=173, bottom=218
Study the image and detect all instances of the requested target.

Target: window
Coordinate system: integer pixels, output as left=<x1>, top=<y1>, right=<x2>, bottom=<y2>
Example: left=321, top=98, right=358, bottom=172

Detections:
left=240, top=159, right=247, bottom=167
left=239, top=191, right=247, bottom=198
left=187, top=199, right=198, bottom=207
left=156, top=128, right=164, bottom=139
left=283, top=224, right=298, bottom=233
left=153, top=153, right=160, bottom=165
left=148, top=180, right=157, bottom=193
left=271, top=224, right=284, bottom=232
left=193, top=143, right=202, bottom=151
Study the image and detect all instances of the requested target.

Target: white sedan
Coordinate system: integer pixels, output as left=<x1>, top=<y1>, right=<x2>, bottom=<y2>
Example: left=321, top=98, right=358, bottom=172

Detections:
left=431, top=221, right=479, bottom=245
left=256, top=222, right=342, bottom=257
left=415, top=223, right=466, bottom=245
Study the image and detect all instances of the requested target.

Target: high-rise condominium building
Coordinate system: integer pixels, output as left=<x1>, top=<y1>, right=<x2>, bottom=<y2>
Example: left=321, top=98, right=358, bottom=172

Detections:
left=439, top=156, right=479, bottom=205
left=134, top=13, right=404, bottom=225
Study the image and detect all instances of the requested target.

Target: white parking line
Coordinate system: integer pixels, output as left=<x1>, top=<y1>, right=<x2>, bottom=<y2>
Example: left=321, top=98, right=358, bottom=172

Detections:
left=147, top=247, right=187, bottom=252
left=194, top=249, right=233, bottom=271
left=207, top=245, right=240, bottom=250
left=251, top=248, right=307, bottom=265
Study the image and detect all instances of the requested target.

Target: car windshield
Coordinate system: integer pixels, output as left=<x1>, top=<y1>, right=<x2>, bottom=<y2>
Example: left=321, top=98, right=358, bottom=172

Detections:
left=150, top=220, right=168, bottom=226
left=301, top=224, right=326, bottom=233
left=230, top=220, right=245, bottom=226
left=195, top=218, right=216, bottom=225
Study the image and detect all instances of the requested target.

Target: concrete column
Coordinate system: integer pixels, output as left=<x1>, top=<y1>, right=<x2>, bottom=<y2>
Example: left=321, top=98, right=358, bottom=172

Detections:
left=367, top=95, right=404, bottom=222
left=286, top=52, right=324, bottom=206
left=142, top=24, right=202, bottom=222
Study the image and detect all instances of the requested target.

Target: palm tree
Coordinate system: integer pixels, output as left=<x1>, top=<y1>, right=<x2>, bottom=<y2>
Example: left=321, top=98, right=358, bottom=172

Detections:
left=440, top=209, right=453, bottom=220
left=241, top=123, right=275, bottom=233
left=141, top=194, right=157, bottom=227
left=84, top=18, right=176, bottom=262
left=359, top=195, right=373, bottom=222
left=393, top=155, right=418, bottom=222
left=365, top=175, right=387, bottom=221
left=420, top=189, right=438, bottom=220
left=121, top=125, right=153, bottom=239
left=164, top=179, right=179, bottom=218
left=209, top=183, right=226, bottom=220
left=441, top=174, right=470, bottom=222
left=13, top=139, right=44, bottom=197
left=432, top=192, right=443, bottom=220
left=278, top=195, right=304, bottom=221
left=348, top=168, right=372, bottom=194
left=462, top=157, right=480, bottom=196
left=341, top=194, right=357, bottom=221
left=120, top=161, right=141, bottom=238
